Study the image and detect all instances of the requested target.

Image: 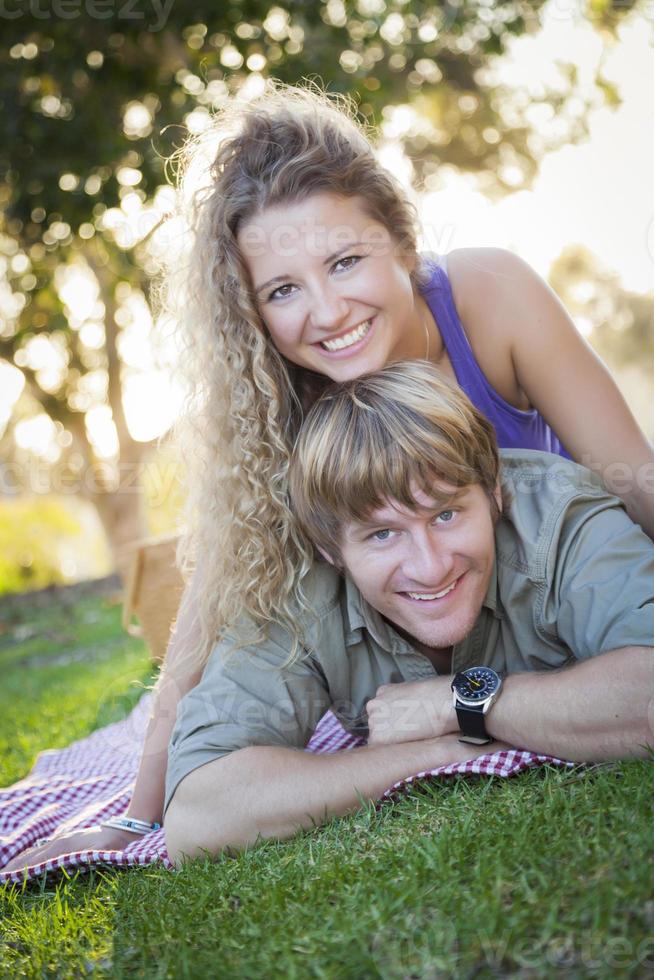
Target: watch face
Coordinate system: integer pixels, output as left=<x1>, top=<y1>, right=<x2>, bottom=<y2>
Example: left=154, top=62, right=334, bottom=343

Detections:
left=454, top=667, right=501, bottom=702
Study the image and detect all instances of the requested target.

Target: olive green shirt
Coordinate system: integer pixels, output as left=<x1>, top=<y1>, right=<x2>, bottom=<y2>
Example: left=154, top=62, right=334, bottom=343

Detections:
left=165, top=450, right=654, bottom=811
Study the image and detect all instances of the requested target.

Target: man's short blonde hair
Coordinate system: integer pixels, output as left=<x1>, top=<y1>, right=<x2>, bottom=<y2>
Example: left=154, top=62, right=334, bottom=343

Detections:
left=289, top=360, right=500, bottom=565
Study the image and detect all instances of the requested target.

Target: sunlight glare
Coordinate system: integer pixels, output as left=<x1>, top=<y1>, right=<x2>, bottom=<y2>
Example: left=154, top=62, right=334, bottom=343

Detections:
left=85, top=404, right=120, bottom=458
left=0, top=361, right=25, bottom=435
left=122, top=371, right=184, bottom=441
left=55, top=263, right=102, bottom=326
left=377, top=141, right=415, bottom=189
left=116, top=293, right=154, bottom=369
left=14, top=413, right=59, bottom=460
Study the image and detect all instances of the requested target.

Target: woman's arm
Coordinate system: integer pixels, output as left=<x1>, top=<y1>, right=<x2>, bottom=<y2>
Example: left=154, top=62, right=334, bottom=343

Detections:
left=125, top=573, right=204, bottom=824
left=2, top=572, right=205, bottom=872
left=449, top=247, right=654, bottom=539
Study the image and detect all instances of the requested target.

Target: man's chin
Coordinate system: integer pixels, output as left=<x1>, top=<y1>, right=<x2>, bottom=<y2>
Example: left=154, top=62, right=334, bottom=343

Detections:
left=414, top=626, right=469, bottom=651
left=397, top=608, right=478, bottom=653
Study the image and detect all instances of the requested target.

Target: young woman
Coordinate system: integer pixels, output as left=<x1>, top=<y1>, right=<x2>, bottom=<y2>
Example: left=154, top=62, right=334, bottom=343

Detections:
left=6, top=81, right=654, bottom=870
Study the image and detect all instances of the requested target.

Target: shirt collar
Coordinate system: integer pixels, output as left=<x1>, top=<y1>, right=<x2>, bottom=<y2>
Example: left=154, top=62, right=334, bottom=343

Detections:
left=483, top=558, right=500, bottom=615
left=343, top=574, right=414, bottom=653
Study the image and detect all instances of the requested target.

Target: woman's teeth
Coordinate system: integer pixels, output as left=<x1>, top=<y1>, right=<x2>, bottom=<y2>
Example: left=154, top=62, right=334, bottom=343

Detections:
left=407, top=581, right=457, bottom=601
left=321, top=319, right=372, bottom=351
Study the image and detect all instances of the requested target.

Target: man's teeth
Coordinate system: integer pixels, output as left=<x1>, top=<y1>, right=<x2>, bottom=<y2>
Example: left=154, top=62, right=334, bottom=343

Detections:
left=407, top=581, right=457, bottom=601
left=321, top=319, right=372, bottom=351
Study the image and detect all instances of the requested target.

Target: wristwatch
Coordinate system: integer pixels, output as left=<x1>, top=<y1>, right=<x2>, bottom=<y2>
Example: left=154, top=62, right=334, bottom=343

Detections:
left=451, top=666, right=503, bottom=745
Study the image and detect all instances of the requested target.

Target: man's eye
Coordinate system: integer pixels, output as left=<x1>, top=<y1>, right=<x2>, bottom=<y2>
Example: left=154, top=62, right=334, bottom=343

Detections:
left=268, top=283, right=296, bottom=301
left=436, top=510, right=455, bottom=524
left=372, top=528, right=393, bottom=541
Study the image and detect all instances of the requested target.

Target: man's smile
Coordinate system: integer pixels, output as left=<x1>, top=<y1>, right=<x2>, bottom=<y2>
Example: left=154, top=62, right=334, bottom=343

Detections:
left=399, top=573, right=464, bottom=605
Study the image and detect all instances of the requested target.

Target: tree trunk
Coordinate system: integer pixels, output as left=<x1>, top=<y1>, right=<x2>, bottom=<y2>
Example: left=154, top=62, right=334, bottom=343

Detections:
left=64, top=410, right=151, bottom=583
left=89, top=473, right=150, bottom=581
left=77, top=243, right=155, bottom=581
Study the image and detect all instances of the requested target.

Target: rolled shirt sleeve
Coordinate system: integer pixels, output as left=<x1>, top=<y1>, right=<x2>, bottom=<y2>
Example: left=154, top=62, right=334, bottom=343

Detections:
left=165, top=625, right=332, bottom=813
left=546, top=495, right=654, bottom=659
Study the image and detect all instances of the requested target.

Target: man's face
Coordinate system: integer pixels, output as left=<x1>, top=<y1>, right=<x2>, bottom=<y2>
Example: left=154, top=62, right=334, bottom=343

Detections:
left=336, top=482, right=499, bottom=654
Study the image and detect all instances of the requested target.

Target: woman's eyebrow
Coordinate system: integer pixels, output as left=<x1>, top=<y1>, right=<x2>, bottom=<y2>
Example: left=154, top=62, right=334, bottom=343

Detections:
left=254, top=242, right=369, bottom=296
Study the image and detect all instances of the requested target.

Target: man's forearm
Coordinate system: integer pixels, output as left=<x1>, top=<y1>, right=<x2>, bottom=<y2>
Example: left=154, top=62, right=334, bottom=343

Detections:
left=164, top=735, right=506, bottom=863
left=485, top=647, right=654, bottom=761
left=368, top=646, right=654, bottom=762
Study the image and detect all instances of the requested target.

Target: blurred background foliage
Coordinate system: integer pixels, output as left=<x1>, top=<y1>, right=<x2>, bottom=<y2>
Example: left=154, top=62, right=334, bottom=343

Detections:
left=0, top=496, right=85, bottom=592
left=0, top=0, right=652, bottom=594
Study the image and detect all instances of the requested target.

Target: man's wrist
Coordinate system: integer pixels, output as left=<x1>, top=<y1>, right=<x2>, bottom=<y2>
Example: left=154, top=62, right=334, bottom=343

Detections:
left=435, top=678, right=459, bottom=735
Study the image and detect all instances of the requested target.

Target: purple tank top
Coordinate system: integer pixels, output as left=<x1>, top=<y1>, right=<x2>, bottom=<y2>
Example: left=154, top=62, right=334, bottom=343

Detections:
left=419, top=259, right=570, bottom=458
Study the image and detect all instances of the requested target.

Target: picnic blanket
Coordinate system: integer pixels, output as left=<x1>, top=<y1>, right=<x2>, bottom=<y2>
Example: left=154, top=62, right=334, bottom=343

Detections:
left=0, top=693, right=569, bottom=883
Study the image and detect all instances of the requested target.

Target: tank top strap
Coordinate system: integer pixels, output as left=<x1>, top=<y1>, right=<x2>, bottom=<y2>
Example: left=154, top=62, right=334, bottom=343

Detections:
left=419, top=257, right=488, bottom=391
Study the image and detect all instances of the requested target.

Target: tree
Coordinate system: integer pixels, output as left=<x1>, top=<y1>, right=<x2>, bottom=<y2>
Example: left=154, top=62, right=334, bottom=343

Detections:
left=0, top=0, right=640, bottom=576
left=549, top=245, right=654, bottom=373
left=549, top=244, right=654, bottom=437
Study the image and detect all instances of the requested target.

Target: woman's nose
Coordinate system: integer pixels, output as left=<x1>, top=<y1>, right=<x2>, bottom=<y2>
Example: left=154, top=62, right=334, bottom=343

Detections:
left=308, top=282, right=349, bottom=332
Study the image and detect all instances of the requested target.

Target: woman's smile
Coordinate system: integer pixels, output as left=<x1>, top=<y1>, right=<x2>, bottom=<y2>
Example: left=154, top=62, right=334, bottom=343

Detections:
left=314, top=316, right=376, bottom=357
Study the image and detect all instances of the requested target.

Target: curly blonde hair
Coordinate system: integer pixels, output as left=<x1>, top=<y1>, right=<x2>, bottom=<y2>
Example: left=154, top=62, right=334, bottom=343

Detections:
left=159, top=80, right=426, bottom=668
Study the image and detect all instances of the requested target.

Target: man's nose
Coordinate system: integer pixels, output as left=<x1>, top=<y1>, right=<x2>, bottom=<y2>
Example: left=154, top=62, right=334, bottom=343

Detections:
left=403, top=533, right=454, bottom=586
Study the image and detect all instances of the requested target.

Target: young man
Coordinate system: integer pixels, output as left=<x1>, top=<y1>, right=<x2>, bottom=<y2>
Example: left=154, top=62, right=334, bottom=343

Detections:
left=164, top=361, right=654, bottom=864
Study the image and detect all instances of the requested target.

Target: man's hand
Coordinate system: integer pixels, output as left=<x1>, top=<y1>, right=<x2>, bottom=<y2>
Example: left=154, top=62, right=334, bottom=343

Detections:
left=366, top=677, right=457, bottom=745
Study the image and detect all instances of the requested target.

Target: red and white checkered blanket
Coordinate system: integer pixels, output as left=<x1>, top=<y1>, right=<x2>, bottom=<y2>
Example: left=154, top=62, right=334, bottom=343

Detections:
left=0, top=694, right=569, bottom=882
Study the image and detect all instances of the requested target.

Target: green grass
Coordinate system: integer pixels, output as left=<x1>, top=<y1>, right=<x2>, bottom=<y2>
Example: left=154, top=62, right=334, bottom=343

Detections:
left=1, top=591, right=653, bottom=979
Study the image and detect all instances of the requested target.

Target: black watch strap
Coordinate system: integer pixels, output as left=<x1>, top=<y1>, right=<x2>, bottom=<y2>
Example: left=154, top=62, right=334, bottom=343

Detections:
left=455, top=702, right=492, bottom=745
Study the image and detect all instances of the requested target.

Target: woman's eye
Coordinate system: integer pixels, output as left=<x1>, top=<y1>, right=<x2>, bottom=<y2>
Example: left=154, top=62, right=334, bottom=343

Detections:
left=267, top=256, right=362, bottom=300
left=334, top=255, right=361, bottom=272
left=436, top=510, right=455, bottom=524
left=268, top=283, right=296, bottom=301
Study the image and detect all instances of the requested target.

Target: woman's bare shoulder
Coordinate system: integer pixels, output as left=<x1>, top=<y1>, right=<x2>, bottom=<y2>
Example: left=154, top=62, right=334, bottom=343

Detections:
left=441, top=248, right=539, bottom=406
left=445, top=247, right=540, bottom=325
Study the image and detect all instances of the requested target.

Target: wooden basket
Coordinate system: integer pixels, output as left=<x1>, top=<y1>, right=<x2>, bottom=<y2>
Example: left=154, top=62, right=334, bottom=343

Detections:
left=122, top=533, right=184, bottom=663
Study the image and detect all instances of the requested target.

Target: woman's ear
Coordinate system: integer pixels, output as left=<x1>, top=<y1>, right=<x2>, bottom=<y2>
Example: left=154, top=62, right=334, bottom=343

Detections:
left=492, top=479, right=503, bottom=521
left=317, top=546, right=336, bottom=566
left=404, top=248, right=417, bottom=277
